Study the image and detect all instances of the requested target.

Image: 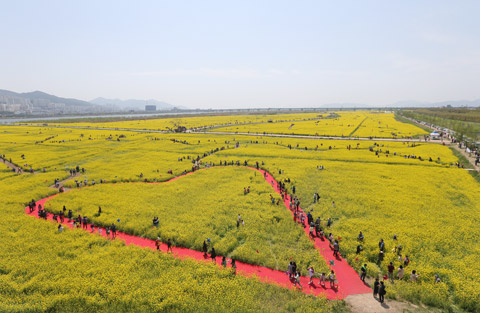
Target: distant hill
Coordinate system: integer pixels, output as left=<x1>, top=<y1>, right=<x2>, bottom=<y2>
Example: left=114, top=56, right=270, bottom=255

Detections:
left=0, top=89, right=108, bottom=114
left=0, top=89, right=185, bottom=114
left=90, top=97, right=184, bottom=110
left=0, top=89, right=93, bottom=107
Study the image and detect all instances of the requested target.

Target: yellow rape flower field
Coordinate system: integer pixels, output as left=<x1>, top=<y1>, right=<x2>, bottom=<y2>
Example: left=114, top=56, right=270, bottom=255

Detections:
left=24, top=111, right=428, bottom=138
left=1, top=111, right=479, bottom=312
left=45, top=167, right=330, bottom=274
left=209, top=111, right=428, bottom=138
left=23, top=112, right=321, bottom=132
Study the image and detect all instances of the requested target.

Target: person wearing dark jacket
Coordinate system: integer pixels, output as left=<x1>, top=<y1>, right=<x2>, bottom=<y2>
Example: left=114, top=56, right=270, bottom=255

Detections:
left=373, top=278, right=380, bottom=297
left=379, top=281, right=386, bottom=303
left=210, top=247, right=216, bottom=262
left=360, top=264, right=367, bottom=282
left=202, top=240, right=208, bottom=257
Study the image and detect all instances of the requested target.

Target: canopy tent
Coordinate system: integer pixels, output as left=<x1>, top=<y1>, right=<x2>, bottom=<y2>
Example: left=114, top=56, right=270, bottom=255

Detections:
left=430, top=131, right=440, bottom=138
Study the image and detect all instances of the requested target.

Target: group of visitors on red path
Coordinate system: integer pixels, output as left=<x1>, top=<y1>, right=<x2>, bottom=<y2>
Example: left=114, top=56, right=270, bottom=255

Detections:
left=272, top=177, right=338, bottom=253
left=263, top=169, right=343, bottom=290
left=60, top=211, right=118, bottom=239
left=267, top=167, right=434, bottom=296
left=201, top=239, right=237, bottom=275
left=288, top=261, right=337, bottom=290
left=29, top=199, right=120, bottom=240
left=28, top=156, right=442, bottom=300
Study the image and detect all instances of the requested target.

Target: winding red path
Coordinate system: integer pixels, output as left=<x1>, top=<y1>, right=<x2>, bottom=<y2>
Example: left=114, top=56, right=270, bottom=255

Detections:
left=25, top=166, right=370, bottom=299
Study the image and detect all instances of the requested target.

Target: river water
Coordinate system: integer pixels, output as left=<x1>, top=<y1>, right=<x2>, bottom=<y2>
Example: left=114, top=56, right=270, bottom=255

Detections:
left=0, top=111, right=221, bottom=124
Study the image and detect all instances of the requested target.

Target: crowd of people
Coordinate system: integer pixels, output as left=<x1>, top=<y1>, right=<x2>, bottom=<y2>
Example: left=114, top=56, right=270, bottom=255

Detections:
left=25, top=150, right=449, bottom=305
left=355, top=231, right=443, bottom=303
left=287, top=261, right=337, bottom=290
left=201, top=239, right=237, bottom=274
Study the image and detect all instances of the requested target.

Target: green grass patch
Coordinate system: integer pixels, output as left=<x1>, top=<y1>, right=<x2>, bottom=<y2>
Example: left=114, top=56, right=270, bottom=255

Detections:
left=394, top=114, right=432, bottom=134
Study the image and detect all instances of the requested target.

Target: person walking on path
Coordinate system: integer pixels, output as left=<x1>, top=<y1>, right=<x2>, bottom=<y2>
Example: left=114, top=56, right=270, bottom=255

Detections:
left=360, top=264, right=367, bottom=282
left=319, top=272, right=326, bottom=287
left=231, top=259, right=237, bottom=275
left=210, top=247, right=216, bottom=262
left=202, top=240, right=208, bottom=257
left=309, top=223, right=315, bottom=238
left=287, top=262, right=293, bottom=280
left=111, top=223, right=117, bottom=239
left=221, top=256, right=227, bottom=268
left=307, top=266, right=315, bottom=285
left=379, top=281, right=386, bottom=303
left=155, top=237, right=161, bottom=250
left=294, top=271, right=302, bottom=289
left=333, top=240, right=340, bottom=257
left=329, top=270, right=336, bottom=288
left=167, top=238, right=173, bottom=253
left=373, top=278, right=380, bottom=298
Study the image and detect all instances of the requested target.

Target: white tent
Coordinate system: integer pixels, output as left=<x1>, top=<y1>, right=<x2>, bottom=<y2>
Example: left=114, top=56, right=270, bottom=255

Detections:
left=430, top=131, right=440, bottom=139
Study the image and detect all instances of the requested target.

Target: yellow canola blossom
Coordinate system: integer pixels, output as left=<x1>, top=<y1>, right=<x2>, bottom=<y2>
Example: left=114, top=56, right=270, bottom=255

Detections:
left=0, top=159, right=339, bottom=313
left=45, top=166, right=329, bottom=273
left=0, top=112, right=477, bottom=311
left=211, top=112, right=428, bottom=138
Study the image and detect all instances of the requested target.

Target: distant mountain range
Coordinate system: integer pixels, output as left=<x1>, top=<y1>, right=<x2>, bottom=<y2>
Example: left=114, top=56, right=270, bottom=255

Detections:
left=0, top=89, right=106, bottom=114
left=0, top=89, right=92, bottom=107
left=1, top=88, right=479, bottom=115
left=90, top=97, right=183, bottom=110
left=0, top=89, right=184, bottom=114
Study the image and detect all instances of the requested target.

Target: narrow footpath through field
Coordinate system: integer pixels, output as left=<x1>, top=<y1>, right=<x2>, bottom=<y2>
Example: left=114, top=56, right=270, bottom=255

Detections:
left=1, top=158, right=28, bottom=174
left=399, top=116, right=480, bottom=172
left=25, top=166, right=372, bottom=300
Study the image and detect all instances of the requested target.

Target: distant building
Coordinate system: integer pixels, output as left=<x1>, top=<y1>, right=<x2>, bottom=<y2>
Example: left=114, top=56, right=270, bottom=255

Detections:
left=145, top=105, right=156, bottom=111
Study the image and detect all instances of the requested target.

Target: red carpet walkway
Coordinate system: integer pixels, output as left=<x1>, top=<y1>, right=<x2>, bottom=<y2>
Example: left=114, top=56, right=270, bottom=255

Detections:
left=256, top=168, right=371, bottom=297
left=25, top=166, right=370, bottom=299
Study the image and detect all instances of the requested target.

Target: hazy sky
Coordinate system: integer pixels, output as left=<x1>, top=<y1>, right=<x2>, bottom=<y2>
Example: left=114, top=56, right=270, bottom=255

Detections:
left=1, top=1, right=479, bottom=109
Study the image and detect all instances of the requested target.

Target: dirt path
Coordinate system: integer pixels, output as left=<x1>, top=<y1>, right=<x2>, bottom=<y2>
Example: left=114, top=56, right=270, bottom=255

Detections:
left=48, top=172, right=81, bottom=191
left=449, top=143, right=480, bottom=172
left=196, top=130, right=433, bottom=143
left=1, top=158, right=26, bottom=174
left=399, top=116, right=479, bottom=172
left=345, top=293, right=434, bottom=313
left=12, top=123, right=437, bottom=143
